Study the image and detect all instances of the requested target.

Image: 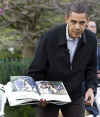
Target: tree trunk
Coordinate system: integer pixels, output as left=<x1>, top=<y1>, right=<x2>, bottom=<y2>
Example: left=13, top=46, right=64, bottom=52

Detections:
left=22, top=46, right=34, bottom=58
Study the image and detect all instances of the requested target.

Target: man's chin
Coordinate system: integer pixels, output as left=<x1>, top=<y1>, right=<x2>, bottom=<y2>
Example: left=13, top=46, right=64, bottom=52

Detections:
left=74, top=32, right=82, bottom=37
left=71, top=35, right=81, bottom=39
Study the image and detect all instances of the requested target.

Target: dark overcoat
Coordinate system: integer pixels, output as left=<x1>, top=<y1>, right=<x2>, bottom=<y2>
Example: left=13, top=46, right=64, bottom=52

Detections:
left=28, top=24, right=97, bottom=101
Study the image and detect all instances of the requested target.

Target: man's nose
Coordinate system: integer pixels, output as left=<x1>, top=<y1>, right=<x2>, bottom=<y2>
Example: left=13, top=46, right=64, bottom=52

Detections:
left=75, top=23, right=80, bottom=29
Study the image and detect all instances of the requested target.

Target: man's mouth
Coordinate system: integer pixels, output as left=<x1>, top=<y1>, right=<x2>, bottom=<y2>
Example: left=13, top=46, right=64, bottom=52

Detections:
left=73, top=31, right=81, bottom=35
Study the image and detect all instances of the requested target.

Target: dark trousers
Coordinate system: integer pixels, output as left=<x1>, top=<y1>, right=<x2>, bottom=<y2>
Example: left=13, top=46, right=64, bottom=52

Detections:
left=35, top=97, right=85, bottom=117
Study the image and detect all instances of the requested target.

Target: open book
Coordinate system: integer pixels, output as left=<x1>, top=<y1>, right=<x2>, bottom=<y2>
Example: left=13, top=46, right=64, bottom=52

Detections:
left=4, top=76, right=71, bottom=106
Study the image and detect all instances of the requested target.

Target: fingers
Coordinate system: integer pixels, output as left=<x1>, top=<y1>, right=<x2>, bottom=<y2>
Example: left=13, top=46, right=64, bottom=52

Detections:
left=39, top=98, right=48, bottom=107
left=85, top=96, right=94, bottom=106
left=85, top=88, right=94, bottom=106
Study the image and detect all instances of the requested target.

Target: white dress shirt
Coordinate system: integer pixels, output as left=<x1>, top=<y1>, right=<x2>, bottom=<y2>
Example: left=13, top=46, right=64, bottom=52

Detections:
left=66, top=25, right=79, bottom=63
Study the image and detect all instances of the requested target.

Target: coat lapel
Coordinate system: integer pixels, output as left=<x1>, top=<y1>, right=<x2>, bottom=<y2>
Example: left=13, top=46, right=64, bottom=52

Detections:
left=72, top=31, right=87, bottom=68
left=57, top=24, right=71, bottom=70
left=57, top=24, right=67, bottom=47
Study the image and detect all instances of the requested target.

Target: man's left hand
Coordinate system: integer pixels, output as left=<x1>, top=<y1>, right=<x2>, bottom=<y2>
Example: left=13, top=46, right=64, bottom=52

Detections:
left=85, top=88, right=94, bottom=106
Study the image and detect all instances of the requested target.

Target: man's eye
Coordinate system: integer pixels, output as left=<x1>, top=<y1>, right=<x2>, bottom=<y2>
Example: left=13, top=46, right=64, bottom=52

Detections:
left=71, top=20, right=77, bottom=24
left=80, top=21, right=85, bottom=25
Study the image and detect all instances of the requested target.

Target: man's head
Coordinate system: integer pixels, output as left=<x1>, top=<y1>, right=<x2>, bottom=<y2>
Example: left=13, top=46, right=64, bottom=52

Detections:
left=87, top=21, right=96, bottom=34
left=65, top=2, right=89, bottom=39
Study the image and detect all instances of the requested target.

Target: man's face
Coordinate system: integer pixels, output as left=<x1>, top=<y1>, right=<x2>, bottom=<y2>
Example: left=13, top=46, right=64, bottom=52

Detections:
left=65, top=12, right=88, bottom=39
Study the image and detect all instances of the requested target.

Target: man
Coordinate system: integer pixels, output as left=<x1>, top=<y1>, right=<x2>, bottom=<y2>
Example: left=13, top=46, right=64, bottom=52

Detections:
left=87, top=21, right=100, bottom=79
left=28, top=2, right=97, bottom=117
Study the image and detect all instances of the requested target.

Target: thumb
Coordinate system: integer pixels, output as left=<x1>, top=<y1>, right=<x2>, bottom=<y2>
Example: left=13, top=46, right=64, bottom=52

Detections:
left=85, top=93, right=88, bottom=102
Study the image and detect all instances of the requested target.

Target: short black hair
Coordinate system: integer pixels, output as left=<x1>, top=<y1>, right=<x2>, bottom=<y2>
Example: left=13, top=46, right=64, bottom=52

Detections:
left=66, top=2, right=89, bottom=17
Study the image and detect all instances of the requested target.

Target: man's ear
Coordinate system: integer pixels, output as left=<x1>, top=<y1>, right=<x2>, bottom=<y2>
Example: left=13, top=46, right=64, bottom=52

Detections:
left=86, top=18, right=89, bottom=27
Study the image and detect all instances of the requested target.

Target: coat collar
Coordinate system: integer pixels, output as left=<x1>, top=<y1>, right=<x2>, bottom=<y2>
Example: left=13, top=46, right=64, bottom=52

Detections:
left=57, top=24, right=67, bottom=46
left=57, top=24, right=87, bottom=46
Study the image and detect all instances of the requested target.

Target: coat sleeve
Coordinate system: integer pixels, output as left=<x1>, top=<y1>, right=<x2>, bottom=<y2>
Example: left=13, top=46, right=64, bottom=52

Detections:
left=27, top=33, right=48, bottom=81
left=85, top=39, right=97, bottom=94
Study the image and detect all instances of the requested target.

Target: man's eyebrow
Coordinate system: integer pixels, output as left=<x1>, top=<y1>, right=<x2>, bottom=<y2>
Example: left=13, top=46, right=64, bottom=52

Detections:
left=71, top=20, right=85, bottom=22
left=80, top=21, right=85, bottom=22
left=71, top=20, right=77, bottom=22
left=71, top=19, right=77, bottom=21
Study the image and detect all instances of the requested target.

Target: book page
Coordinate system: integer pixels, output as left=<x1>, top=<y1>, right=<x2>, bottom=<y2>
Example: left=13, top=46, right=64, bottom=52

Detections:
left=36, top=81, right=71, bottom=103
left=0, top=89, right=6, bottom=116
left=5, top=77, right=41, bottom=106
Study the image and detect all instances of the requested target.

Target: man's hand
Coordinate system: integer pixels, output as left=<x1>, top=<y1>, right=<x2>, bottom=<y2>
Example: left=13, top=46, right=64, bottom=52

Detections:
left=39, top=99, right=48, bottom=107
left=85, top=88, right=94, bottom=106
left=97, top=70, right=100, bottom=79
